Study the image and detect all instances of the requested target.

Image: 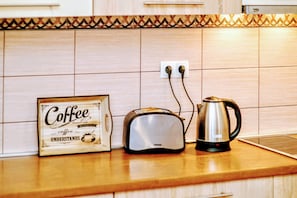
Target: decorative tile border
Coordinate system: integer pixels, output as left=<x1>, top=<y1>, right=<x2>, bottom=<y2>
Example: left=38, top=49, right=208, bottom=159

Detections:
left=0, top=14, right=296, bottom=30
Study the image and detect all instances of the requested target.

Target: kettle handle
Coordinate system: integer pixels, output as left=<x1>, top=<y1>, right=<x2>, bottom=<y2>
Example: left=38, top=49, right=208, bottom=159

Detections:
left=224, top=99, right=242, bottom=141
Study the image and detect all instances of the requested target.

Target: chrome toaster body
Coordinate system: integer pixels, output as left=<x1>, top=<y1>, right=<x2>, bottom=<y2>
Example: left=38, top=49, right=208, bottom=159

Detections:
left=123, top=108, right=185, bottom=153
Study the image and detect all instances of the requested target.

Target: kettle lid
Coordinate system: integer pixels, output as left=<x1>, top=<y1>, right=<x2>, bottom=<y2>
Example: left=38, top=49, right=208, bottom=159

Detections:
left=203, top=96, right=222, bottom=102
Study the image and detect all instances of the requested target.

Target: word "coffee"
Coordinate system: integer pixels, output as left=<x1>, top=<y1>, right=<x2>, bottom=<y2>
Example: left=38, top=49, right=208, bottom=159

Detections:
left=45, top=105, right=89, bottom=128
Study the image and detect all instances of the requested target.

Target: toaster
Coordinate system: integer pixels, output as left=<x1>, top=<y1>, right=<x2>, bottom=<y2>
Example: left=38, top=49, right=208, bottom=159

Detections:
left=123, top=107, right=185, bottom=153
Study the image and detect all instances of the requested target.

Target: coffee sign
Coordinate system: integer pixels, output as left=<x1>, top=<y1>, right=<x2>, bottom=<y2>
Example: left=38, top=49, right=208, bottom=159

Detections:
left=37, top=95, right=112, bottom=156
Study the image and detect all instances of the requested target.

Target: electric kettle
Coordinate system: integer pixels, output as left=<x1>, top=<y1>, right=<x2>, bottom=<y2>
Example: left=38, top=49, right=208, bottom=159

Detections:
left=196, top=96, right=241, bottom=152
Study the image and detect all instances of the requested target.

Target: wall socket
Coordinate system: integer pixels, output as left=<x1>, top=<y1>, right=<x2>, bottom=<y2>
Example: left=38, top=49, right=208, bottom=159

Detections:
left=160, top=60, right=189, bottom=78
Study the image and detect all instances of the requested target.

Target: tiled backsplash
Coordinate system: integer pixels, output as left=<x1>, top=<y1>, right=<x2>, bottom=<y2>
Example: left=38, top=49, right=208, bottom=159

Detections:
left=0, top=27, right=297, bottom=156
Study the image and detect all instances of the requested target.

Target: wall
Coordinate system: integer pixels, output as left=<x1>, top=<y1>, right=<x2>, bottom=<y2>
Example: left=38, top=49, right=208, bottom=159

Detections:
left=0, top=27, right=297, bottom=156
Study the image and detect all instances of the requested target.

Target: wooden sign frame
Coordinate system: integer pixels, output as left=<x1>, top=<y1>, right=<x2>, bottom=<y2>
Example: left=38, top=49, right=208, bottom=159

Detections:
left=37, top=95, right=112, bottom=156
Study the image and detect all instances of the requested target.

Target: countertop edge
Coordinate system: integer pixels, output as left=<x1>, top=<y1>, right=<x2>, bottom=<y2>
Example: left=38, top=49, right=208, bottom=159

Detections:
left=81, top=166, right=297, bottom=196
left=13, top=165, right=297, bottom=197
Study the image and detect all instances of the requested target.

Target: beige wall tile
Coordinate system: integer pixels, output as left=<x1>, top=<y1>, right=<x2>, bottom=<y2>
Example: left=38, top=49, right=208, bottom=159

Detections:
left=182, top=111, right=197, bottom=143
left=0, top=77, right=2, bottom=123
left=141, top=70, right=201, bottom=113
left=141, top=29, right=202, bottom=71
left=3, top=122, right=37, bottom=154
left=260, top=67, right=297, bottom=107
left=111, top=116, right=125, bottom=149
left=260, top=28, right=297, bottom=67
left=4, top=75, right=74, bottom=122
left=235, top=108, right=259, bottom=137
left=202, top=68, right=258, bottom=108
left=260, top=106, right=297, bottom=135
left=203, top=28, right=258, bottom=69
left=76, top=29, right=140, bottom=73
left=0, top=31, right=3, bottom=76
left=5, top=30, right=74, bottom=76
left=0, top=124, right=2, bottom=154
left=75, top=73, right=140, bottom=116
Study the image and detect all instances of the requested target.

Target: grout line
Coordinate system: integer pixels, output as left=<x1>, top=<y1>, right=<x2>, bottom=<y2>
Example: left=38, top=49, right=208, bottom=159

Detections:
left=139, top=29, right=142, bottom=109
left=2, top=120, right=37, bottom=124
left=200, top=28, right=203, bottom=102
left=3, top=71, right=142, bottom=78
left=1, top=31, right=5, bottom=154
left=1, top=32, right=3, bottom=74
left=258, top=27, right=261, bottom=136
left=92, top=0, right=94, bottom=16
left=73, top=30, right=76, bottom=96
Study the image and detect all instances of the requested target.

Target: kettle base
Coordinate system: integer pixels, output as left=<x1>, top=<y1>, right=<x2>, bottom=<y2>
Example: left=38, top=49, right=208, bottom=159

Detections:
left=195, top=140, right=230, bottom=152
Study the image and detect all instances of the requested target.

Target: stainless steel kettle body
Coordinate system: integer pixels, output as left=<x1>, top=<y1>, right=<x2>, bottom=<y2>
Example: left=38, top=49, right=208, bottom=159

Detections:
left=196, top=96, right=241, bottom=152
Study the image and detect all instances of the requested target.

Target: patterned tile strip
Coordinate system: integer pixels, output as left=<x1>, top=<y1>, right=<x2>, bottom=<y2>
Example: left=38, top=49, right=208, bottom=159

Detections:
left=0, top=14, right=296, bottom=30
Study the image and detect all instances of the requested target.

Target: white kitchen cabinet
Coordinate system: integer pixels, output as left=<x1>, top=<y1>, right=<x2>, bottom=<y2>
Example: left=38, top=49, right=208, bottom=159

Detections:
left=93, top=0, right=242, bottom=16
left=0, top=0, right=92, bottom=18
left=274, top=174, right=297, bottom=198
left=115, top=177, right=273, bottom=198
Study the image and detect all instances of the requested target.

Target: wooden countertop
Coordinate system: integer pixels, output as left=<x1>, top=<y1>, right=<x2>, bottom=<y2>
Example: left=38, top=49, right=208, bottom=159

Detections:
left=1, top=141, right=297, bottom=197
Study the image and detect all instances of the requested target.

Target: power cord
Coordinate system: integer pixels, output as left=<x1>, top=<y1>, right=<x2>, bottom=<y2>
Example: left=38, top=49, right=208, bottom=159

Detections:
left=166, top=65, right=181, bottom=116
left=179, top=65, right=195, bottom=134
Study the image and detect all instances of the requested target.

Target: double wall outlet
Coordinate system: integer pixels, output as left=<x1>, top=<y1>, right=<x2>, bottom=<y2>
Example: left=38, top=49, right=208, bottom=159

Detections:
left=160, top=60, right=189, bottom=78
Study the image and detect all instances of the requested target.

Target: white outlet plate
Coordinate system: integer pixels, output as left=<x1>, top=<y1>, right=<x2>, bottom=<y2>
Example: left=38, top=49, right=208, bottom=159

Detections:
left=160, top=60, right=189, bottom=78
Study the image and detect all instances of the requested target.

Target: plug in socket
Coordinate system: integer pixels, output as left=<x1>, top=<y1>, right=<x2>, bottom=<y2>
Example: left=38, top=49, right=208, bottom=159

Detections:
left=160, top=61, right=189, bottom=78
